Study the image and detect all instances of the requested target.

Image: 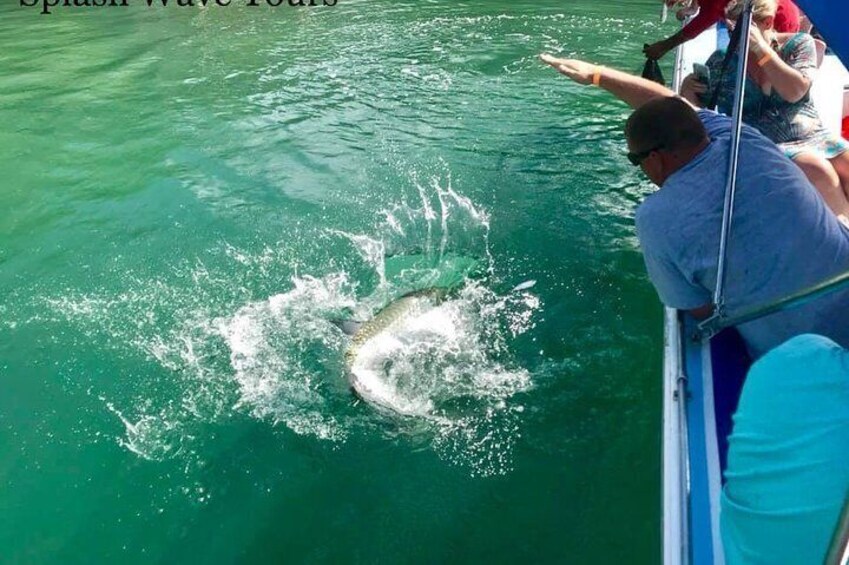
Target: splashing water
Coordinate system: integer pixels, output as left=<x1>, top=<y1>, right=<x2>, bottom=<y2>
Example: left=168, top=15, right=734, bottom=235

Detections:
left=343, top=281, right=539, bottom=476
left=328, top=232, right=388, bottom=288
left=373, top=172, right=492, bottom=271
left=219, top=273, right=356, bottom=442
left=37, top=178, right=539, bottom=476
left=104, top=399, right=189, bottom=462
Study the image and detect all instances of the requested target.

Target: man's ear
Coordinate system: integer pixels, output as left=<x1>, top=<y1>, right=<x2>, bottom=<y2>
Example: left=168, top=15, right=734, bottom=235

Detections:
left=657, top=148, right=674, bottom=171
left=641, top=151, right=665, bottom=185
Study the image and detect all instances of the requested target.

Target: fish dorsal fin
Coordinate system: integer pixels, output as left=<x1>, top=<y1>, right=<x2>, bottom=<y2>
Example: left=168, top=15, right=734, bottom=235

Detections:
left=331, top=319, right=365, bottom=336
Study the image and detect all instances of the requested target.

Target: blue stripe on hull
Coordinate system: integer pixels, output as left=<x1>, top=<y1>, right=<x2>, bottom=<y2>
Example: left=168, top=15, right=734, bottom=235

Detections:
left=683, top=321, right=716, bottom=565
left=683, top=320, right=752, bottom=564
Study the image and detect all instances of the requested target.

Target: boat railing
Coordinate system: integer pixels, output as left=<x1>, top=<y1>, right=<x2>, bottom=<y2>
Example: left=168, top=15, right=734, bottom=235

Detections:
left=663, top=307, right=691, bottom=565
left=664, top=8, right=702, bottom=562
left=697, top=0, right=754, bottom=338
left=696, top=269, right=849, bottom=340
left=673, top=343, right=690, bottom=565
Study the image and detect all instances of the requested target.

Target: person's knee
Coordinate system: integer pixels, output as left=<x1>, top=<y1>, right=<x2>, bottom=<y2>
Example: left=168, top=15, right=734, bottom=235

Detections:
left=829, top=152, right=849, bottom=183
left=795, top=154, right=840, bottom=187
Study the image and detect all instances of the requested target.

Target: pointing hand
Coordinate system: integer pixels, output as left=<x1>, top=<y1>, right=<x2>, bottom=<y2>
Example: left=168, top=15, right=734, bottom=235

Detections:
left=539, top=54, right=596, bottom=86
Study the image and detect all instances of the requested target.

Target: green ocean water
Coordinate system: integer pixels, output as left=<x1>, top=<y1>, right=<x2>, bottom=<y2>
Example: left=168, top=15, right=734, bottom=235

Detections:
left=0, top=0, right=674, bottom=562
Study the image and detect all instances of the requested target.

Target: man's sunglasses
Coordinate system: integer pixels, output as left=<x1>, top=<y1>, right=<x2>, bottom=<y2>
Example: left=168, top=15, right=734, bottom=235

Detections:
left=627, top=144, right=664, bottom=166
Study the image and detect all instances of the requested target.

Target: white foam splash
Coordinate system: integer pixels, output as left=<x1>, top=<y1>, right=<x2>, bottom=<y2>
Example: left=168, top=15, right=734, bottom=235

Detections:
left=103, top=399, right=186, bottom=462
left=35, top=178, right=538, bottom=477
left=218, top=273, right=356, bottom=442
left=350, top=286, right=532, bottom=413
left=328, top=231, right=387, bottom=287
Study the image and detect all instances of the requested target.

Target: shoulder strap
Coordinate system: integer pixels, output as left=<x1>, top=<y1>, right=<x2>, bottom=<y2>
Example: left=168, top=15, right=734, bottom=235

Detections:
left=707, top=21, right=745, bottom=111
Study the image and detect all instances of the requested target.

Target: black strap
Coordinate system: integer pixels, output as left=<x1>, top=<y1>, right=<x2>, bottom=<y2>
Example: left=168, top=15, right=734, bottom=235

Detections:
left=706, top=20, right=745, bottom=110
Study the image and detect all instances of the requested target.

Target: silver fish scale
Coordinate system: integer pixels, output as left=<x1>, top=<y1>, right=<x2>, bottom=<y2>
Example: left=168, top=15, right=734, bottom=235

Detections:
left=345, top=289, right=445, bottom=367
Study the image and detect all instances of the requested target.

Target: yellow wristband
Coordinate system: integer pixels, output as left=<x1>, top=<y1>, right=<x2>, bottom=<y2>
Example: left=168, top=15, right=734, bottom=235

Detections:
left=757, top=53, right=772, bottom=67
left=592, top=66, right=602, bottom=86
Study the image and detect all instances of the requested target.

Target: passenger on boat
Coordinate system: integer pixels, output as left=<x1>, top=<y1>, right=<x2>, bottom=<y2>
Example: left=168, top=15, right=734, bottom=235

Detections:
left=680, top=0, right=849, bottom=219
left=643, top=0, right=800, bottom=60
left=539, top=54, right=849, bottom=358
left=721, top=333, right=849, bottom=564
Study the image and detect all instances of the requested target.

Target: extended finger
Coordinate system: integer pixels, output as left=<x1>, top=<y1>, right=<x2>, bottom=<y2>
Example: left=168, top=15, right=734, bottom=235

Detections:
left=540, top=53, right=563, bottom=65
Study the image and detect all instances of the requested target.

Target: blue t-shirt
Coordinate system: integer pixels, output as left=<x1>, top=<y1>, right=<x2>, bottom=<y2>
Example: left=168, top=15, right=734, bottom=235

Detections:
left=721, top=334, right=849, bottom=564
left=636, top=110, right=849, bottom=358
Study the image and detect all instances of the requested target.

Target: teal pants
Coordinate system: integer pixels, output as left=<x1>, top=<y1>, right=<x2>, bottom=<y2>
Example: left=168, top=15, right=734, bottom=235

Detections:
left=721, top=334, right=849, bottom=564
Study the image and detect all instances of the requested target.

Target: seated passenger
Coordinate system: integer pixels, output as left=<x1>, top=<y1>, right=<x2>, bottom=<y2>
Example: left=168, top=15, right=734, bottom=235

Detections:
left=681, top=0, right=849, bottom=219
left=721, top=334, right=849, bottom=564
left=539, top=54, right=849, bottom=358
left=644, top=0, right=800, bottom=60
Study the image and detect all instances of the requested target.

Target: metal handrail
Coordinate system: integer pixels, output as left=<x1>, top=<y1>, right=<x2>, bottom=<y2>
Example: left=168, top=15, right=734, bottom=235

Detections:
left=675, top=320, right=691, bottom=565
left=671, top=23, right=687, bottom=93
left=697, top=269, right=849, bottom=339
left=709, top=0, right=754, bottom=319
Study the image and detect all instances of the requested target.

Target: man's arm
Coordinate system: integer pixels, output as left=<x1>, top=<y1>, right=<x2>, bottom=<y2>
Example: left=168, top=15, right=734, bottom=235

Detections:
left=679, top=0, right=728, bottom=41
left=646, top=0, right=729, bottom=59
left=644, top=30, right=687, bottom=61
left=748, top=27, right=812, bottom=103
left=539, top=54, right=695, bottom=110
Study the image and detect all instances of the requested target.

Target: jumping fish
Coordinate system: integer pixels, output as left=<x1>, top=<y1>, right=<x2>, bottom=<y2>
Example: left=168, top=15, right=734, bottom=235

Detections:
left=333, top=288, right=449, bottom=414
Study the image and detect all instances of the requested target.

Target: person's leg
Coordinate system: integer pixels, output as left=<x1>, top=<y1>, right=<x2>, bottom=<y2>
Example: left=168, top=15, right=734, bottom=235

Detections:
left=828, top=150, right=849, bottom=201
left=721, top=334, right=849, bottom=564
left=792, top=151, right=849, bottom=217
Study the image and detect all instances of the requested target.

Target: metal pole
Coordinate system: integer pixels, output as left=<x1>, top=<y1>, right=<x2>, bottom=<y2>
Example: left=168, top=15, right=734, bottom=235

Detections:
left=675, top=314, right=691, bottom=565
left=697, top=269, right=849, bottom=338
left=676, top=375, right=690, bottom=565
left=711, top=0, right=754, bottom=315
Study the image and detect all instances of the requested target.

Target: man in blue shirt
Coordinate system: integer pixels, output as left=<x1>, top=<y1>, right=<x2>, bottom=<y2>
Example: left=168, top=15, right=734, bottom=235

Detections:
left=540, top=54, right=849, bottom=358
